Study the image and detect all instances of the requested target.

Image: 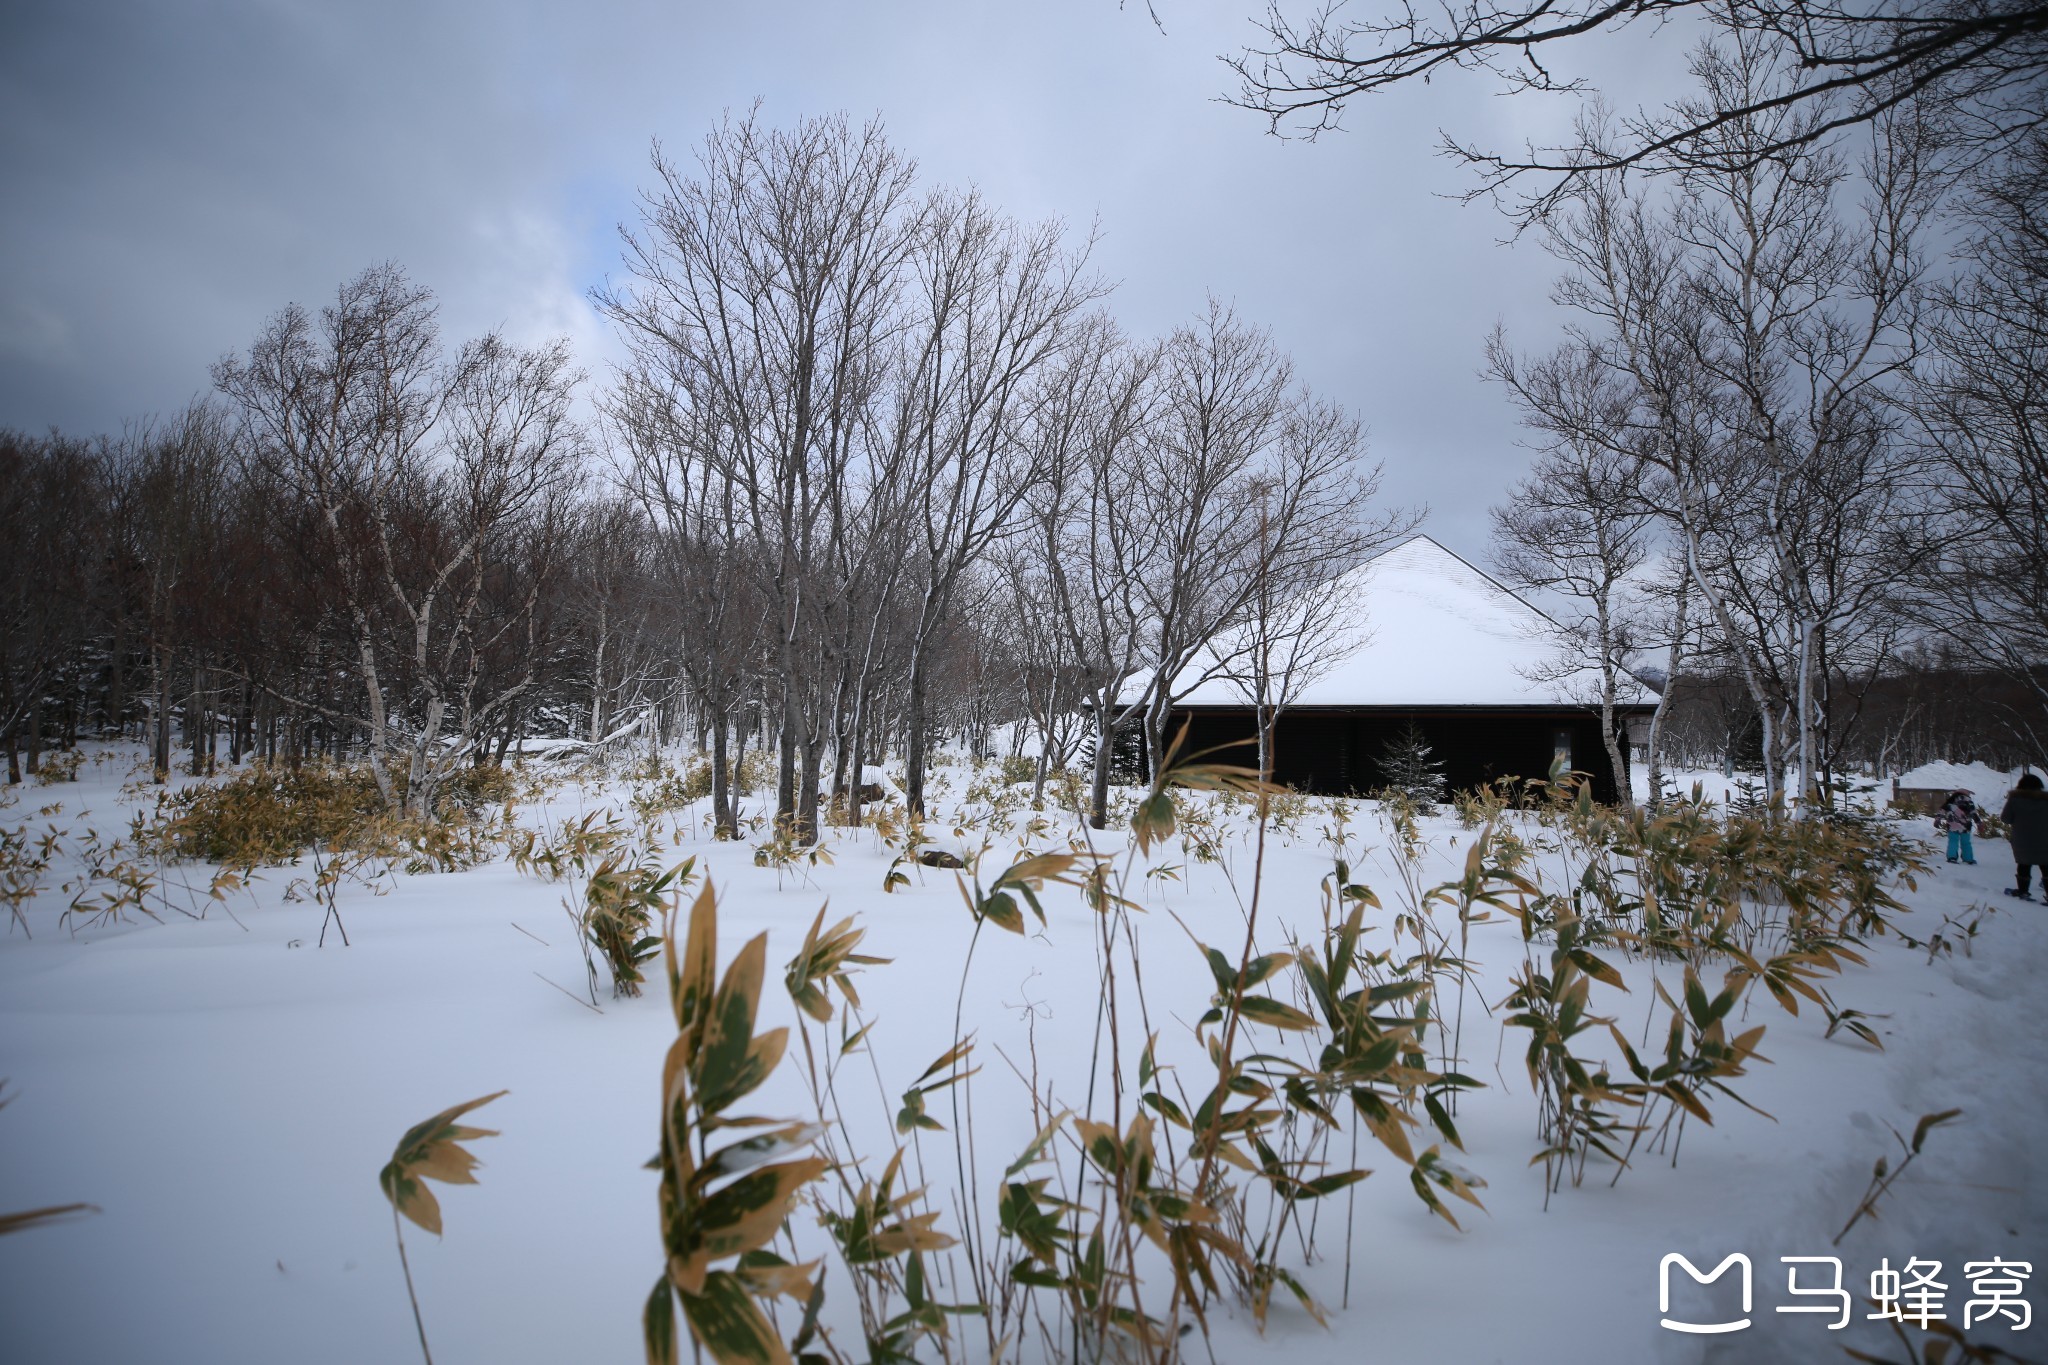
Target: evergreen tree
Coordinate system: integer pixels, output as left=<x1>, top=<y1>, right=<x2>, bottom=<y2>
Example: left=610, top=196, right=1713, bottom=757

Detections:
left=1378, top=721, right=1447, bottom=809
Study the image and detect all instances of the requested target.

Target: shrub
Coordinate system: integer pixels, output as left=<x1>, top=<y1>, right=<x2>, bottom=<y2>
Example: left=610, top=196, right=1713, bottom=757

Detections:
left=631, top=760, right=712, bottom=818
left=437, top=763, right=516, bottom=812
left=147, top=763, right=386, bottom=867
left=31, top=750, right=83, bottom=785
left=584, top=854, right=694, bottom=997
left=143, top=760, right=525, bottom=869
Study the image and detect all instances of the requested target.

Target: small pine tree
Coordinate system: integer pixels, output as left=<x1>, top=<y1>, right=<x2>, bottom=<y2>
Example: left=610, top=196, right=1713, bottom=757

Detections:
left=1378, top=721, right=1447, bottom=809
left=1079, top=720, right=1148, bottom=786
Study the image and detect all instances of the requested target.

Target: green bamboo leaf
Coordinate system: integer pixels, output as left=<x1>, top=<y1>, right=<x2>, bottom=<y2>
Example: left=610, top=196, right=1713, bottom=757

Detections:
left=1300, top=1169, right=1371, bottom=1199
left=1004, top=1109, right=1072, bottom=1176
left=978, top=890, right=1025, bottom=935
left=1141, top=1091, right=1191, bottom=1127
left=680, top=1269, right=790, bottom=1365
left=693, top=1158, right=831, bottom=1263
left=1241, top=953, right=1291, bottom=989
left=1131, top=790, right=1176, bottom=853
left=673, top=882, right=719, bottom=1036
left=1203, top=945, right=1237, bottom=993
left=1238, top=996, right=1317, bottom=1031
left=1682, top=968, right=1712, bottom=1029
left=645, top=1278, right=680, bottom=1365
left=695, top=934, right=773, bottom=1113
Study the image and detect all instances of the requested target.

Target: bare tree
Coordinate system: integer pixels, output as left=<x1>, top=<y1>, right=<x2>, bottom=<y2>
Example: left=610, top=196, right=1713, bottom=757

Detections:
left=1230, top=0, right=2046, bottom=215
left=1033, top=303, right=1402, bottom=824
left=1205, top=396, right=1407, bottom=786
left=612, top=366, right=772, bottom=837
left=1033, top=320, right=1165, bottom=826
left=1919, top=128, right=2048, bottom=712
left=1487, top=343, right=1653, bottom=805
left=1497, top=41, right=1944, bottom=803
left=1129, top=301, right=1401, bottom=780
left=216, top=265, right=587, bottom=816
left=890, top=188, right=1104, bottom=816
left=991, top=538, right=1093, bottom=802
left=1637, top=552, right=1701, bottom=806
left=597, top=112, right=918, bottom=842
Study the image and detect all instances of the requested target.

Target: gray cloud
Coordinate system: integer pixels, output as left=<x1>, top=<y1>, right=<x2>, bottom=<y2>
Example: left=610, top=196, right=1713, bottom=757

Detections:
left=0, top=0, right=1701, bottom=559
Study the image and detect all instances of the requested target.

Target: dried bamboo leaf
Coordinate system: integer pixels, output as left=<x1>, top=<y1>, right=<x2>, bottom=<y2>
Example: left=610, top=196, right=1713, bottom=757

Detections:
left=378, top=1090, right=506, bottom=1236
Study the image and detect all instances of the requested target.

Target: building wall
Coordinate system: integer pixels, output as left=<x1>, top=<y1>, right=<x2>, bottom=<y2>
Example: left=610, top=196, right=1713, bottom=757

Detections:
left=1172, top=707, right=1629, bottom=805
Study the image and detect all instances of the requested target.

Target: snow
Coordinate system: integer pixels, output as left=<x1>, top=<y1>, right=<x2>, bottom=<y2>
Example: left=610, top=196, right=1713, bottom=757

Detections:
left=2, top=747, right=2043, bottom=1364
left=1154, top=535, right=1651, bottom=709
left=1895, top=760, right=2037, bottom=795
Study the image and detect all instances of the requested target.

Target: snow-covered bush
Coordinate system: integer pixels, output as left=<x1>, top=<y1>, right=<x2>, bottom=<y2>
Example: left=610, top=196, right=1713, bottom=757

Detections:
left=31, top=749, right=83, bottom=785
left=1376, top=722, right=1447, bottom=809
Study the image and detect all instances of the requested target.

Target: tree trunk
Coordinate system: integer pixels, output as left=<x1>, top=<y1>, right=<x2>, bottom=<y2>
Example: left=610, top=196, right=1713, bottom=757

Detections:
left=1256, top=704, right=1276, bottom=787
left=25, top=699, right=41, bottom=779
left=1595, top=599, right=1631, bottom=811
left=109, top=616, right=126, bottom=742
left=776, top=691, right=797, bottom=830
left=152, top=648, right=172, bottom=780
left=710, top=706, right=736, bottom=838
left=828, top=658, right=854, bottom=809
left=845, top=675, right=869, bottom=830
left=797, top=725, right=821, bottom=845
left=904, top=652, right=930, bottom=818
left=1088, top=707, right=1114, bottom=830
left=1645, top=576, right=1690, bottom=811
left=589, top=603, right=609, bottom=745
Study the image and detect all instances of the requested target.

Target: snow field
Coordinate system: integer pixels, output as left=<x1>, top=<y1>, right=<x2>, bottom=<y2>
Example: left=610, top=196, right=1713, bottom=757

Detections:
left=1, top=749, right=2043, bottom=1364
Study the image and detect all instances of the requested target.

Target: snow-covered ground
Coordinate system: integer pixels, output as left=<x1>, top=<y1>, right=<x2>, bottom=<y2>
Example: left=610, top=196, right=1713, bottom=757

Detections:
left=1, top=748, right=2042, bottom=1364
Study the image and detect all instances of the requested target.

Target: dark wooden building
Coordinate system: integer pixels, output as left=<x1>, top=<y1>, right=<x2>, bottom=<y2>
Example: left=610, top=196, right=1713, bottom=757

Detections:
left=1155, top=536, right=1653, bottom=805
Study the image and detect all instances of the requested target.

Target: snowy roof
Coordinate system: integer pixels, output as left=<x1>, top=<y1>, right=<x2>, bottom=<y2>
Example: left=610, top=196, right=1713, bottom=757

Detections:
left=1154, top=535, right=1649, bottom=710
left=1895, top=760, right=2036, bottom=793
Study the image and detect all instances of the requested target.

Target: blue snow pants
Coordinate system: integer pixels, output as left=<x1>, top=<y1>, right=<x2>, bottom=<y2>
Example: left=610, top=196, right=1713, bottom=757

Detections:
left=1948, top=829, right=1975, bottom=862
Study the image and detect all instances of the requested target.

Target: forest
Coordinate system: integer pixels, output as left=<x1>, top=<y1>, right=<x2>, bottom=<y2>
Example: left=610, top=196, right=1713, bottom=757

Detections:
left=4, top=55, right=2044, bottom=826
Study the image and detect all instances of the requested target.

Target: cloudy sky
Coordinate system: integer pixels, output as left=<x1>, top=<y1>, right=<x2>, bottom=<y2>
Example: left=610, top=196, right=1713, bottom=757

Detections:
left=0, top=0, right=1692, bottom=559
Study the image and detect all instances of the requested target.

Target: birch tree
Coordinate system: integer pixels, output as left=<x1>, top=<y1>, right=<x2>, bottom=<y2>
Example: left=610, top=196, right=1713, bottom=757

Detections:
left=1488, top=340, right=1653, bottom=806
left=216, top=265, right=587, bottom=816
left=1503, top=37, right=1944, bottom=804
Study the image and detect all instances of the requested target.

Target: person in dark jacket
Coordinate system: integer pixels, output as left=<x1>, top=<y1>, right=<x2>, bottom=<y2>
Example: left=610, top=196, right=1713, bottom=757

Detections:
left=2001, top=773, right=2048, bottom=900
left=1935, top=789, right=1982, bottom=864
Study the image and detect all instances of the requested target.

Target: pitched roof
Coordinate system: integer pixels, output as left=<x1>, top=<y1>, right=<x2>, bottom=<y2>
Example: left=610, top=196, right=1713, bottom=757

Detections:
left=1164, top=534, right=1649, bottom=709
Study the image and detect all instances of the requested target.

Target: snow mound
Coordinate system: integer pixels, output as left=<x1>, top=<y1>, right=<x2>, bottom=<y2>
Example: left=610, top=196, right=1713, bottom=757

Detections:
left=1895, top=760, right=2033, bottom=794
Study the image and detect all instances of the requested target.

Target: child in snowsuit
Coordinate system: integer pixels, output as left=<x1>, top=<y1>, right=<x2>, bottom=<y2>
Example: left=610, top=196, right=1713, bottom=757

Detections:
left=1935, top=790, right=1982, bottom=864
left=2000, top=773, right=2048, bottom=901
